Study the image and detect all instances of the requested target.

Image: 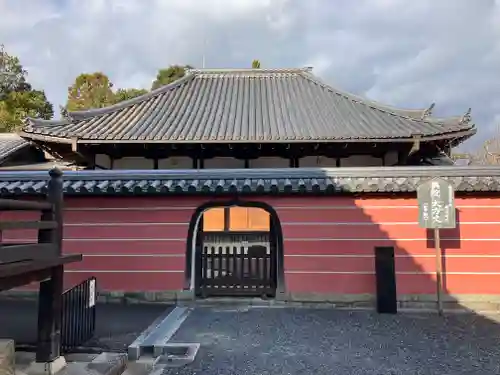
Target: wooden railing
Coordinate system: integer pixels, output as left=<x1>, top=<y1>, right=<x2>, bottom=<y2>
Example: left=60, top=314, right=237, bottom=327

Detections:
left=0, top=168, right=63, bottom=265
left=0, top=169, right=83, bottom=364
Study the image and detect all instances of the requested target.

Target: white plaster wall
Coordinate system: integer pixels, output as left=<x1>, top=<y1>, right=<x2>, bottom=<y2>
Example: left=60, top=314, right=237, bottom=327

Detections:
left=113, top=157, right=154, bottom=169
left=204, top=157, right=246, bottom=169
left=95, top=153, right=398, bottom=170
left=95, top=154, right=111, bottom=169
left=340, top=155, right=382, bottom=167
left=249, top=157, right=290, bottom=168
left=158, top=157, right=193, bottom=169
left=384, top=151, right=399, bottom=166
left=299, top=156, right=338, bottom=167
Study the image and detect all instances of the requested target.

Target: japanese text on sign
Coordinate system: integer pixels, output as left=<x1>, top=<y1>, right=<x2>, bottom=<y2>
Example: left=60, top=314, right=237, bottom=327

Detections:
left=417, top=178, right=456, bottom=229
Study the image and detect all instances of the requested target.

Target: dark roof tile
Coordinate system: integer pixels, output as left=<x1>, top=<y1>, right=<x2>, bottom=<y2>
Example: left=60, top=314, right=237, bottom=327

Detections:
left=0, top=134, right=30, bottom=164
left=22, top=69, right=475, bottom=143
left=0, top=166, right=500, bottom=196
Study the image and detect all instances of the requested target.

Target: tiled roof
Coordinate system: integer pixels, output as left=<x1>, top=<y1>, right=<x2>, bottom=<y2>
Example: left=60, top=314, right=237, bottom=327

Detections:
left=0, top=161, right=77, bottom=171
left=0, top=166, right=499, bottom=196
left=0, top=134, right=30, bottom=164
left=22, top=68, right=475, bottom=144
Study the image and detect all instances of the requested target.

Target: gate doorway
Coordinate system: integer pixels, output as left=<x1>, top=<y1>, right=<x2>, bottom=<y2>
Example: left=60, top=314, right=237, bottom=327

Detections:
left=194, top=205, right=278, bottom=298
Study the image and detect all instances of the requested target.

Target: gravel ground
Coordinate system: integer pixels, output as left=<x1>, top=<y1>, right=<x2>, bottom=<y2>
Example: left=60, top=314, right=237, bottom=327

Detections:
left=166, top=307, right=500, bottom=375
left=0, top=299, right=173, bottom=351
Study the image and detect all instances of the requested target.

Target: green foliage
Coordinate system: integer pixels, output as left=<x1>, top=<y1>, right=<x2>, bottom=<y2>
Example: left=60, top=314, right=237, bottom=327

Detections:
left=62, top=64, right=192, bottom=114
left=65, top=72, right=116, bottom=112
left=251, top=60, right=261, bottom=69
left=114, top=88, right=148, bottom=103
left=151, top=65, right=193, bottom=90
left=0, top=44, right=53, bottom=131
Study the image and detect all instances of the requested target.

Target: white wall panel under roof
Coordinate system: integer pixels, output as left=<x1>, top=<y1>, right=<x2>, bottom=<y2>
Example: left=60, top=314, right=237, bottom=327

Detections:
left=249, top=157, right=290, bottom=168
left=204, top=157, right=245, bottom=169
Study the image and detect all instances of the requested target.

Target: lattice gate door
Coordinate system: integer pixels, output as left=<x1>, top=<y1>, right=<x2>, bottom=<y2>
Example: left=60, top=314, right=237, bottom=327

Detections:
left=198, top=232, right=276, bottom=297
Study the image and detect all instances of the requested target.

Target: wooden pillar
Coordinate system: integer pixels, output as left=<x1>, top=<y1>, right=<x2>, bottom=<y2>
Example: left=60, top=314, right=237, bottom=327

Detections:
left=223, top=208, right=230, bottom=231
left=36, top=169, right=65, bottom=362
left=38, top=169, right=63, bottom=257
left=36, top=266, right=64, bottom=362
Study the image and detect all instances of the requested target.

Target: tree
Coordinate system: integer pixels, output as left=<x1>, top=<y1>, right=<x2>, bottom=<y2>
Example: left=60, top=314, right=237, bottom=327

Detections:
left=65, top=73, right=116, bottom=112
left=151, top=65, right=193, bottom=90
left=114, top=88, right=148, bottom=103
left=451, top=125, right=500, bottom=166
left=0, top=45, right=53, bottom=131
left=0, top=44, right=30, bottom=99
left=251, top=60, right=261, bottom=69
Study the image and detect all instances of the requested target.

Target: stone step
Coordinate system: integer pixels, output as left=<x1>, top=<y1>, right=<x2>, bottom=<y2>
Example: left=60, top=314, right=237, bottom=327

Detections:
left=0, top=339, right=15, bottom=375
left=128, top=307, right=192, bottom=361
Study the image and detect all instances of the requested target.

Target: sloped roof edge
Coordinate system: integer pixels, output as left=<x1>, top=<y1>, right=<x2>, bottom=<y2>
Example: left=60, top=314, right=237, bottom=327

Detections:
left=25, top=67, right=474, bottom=129
left=0, top=133, right=31, bottom=164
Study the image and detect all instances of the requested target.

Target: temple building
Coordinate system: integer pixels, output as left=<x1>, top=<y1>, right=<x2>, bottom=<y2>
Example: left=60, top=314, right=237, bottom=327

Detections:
left=0, top=133, right=74, bottom=171
left=3, top=67, right=499, bottom=313
left=20, top=68, right=475, bottom=169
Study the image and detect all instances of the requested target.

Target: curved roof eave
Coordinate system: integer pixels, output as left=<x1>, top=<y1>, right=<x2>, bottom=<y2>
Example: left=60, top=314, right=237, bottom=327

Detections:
left=300, top=71, right=473, bottom=127
left=18, top=127, right=477, bottom=145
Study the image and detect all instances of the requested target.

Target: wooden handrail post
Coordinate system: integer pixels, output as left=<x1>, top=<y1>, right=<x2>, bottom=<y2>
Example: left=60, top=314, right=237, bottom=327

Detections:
left=36, top=169, right=64, bottom=363
left=38, top=168, right=64, bottom=257
left=36, top=265, right=64, bottom=363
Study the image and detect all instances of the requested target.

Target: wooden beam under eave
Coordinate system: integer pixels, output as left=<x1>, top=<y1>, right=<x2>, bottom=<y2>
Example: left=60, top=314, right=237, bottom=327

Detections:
left=408, top=135, right=422, bottom=156
left=70, top=141, right=96, bottom=167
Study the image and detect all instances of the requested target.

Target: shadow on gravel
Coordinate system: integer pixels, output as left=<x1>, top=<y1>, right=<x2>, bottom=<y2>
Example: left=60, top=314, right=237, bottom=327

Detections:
left=0, top=300, right=173, bottom=352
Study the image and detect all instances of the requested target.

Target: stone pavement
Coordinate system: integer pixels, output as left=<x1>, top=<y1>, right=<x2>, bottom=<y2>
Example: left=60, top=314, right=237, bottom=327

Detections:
left=0, top=300, right=173, bottom=351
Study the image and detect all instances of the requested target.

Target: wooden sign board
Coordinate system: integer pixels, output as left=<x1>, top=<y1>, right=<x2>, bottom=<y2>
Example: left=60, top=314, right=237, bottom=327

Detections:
left=417, top=177, right=456, bottom=229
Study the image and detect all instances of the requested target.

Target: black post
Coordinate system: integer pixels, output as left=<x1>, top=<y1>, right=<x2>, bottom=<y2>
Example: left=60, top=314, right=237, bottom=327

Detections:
left=36, top=169, right=64, bottom=362
left=374, top=246, right=397, bottom=314
left=36, top=265, right=64, bottom=362
left=38, top=169, right=64, bottom=257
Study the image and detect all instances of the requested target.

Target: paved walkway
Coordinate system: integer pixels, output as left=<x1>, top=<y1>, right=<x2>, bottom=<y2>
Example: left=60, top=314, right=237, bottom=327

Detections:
left=166, top=307, right=500, bottom=375
left=0, top=299, right=173, bottom=351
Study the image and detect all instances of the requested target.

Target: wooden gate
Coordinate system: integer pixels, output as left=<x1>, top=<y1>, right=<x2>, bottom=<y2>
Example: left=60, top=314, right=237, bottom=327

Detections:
left=196, top=232, right=276, bottom=297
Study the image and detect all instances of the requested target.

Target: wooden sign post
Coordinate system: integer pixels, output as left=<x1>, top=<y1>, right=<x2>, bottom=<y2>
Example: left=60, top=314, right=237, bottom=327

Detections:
left=417, top=178, right=456, bottom=316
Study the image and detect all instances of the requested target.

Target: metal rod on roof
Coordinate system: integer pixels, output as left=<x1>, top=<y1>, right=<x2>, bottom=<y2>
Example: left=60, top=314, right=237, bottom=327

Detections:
left=202, top=38, right=207, bottom=68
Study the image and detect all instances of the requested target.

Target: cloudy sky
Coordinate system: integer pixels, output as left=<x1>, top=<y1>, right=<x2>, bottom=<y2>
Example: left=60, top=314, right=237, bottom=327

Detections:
left=1, top=0, right=499, bottom=150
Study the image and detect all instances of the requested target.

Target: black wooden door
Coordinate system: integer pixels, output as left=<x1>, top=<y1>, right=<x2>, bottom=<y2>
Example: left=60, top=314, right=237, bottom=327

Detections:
left=197, top=232, right=276, bottom=297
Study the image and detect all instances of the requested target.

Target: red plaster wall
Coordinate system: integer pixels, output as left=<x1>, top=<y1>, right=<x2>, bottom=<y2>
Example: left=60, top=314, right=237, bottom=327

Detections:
left=2, top=195, right=500, bottom=296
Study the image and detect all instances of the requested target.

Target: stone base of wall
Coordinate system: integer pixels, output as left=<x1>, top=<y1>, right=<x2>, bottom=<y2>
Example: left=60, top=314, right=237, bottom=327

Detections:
left=284, top=292, right=500, bottom=313
left=2, top=290, right=500, bottom=314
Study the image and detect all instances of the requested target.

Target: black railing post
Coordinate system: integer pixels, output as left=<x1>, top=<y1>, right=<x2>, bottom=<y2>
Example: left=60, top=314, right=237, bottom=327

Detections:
left=36, top=265, right=64, bottom=362
left=374, top=246, right=397, bottom=314
left=38, top=168, right=64, bottom=257
left=36, top=169, right=65, bottom=362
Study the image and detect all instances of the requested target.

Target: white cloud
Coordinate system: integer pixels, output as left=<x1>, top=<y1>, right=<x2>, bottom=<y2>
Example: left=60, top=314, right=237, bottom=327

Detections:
left=1, top=0, right=499, bottom=150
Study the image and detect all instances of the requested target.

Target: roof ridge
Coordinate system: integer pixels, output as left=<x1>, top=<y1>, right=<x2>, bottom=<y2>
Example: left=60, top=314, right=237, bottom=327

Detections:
left=187, top=67, right=313, bottom=74
left=299, top=71, right=473, bottom=127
